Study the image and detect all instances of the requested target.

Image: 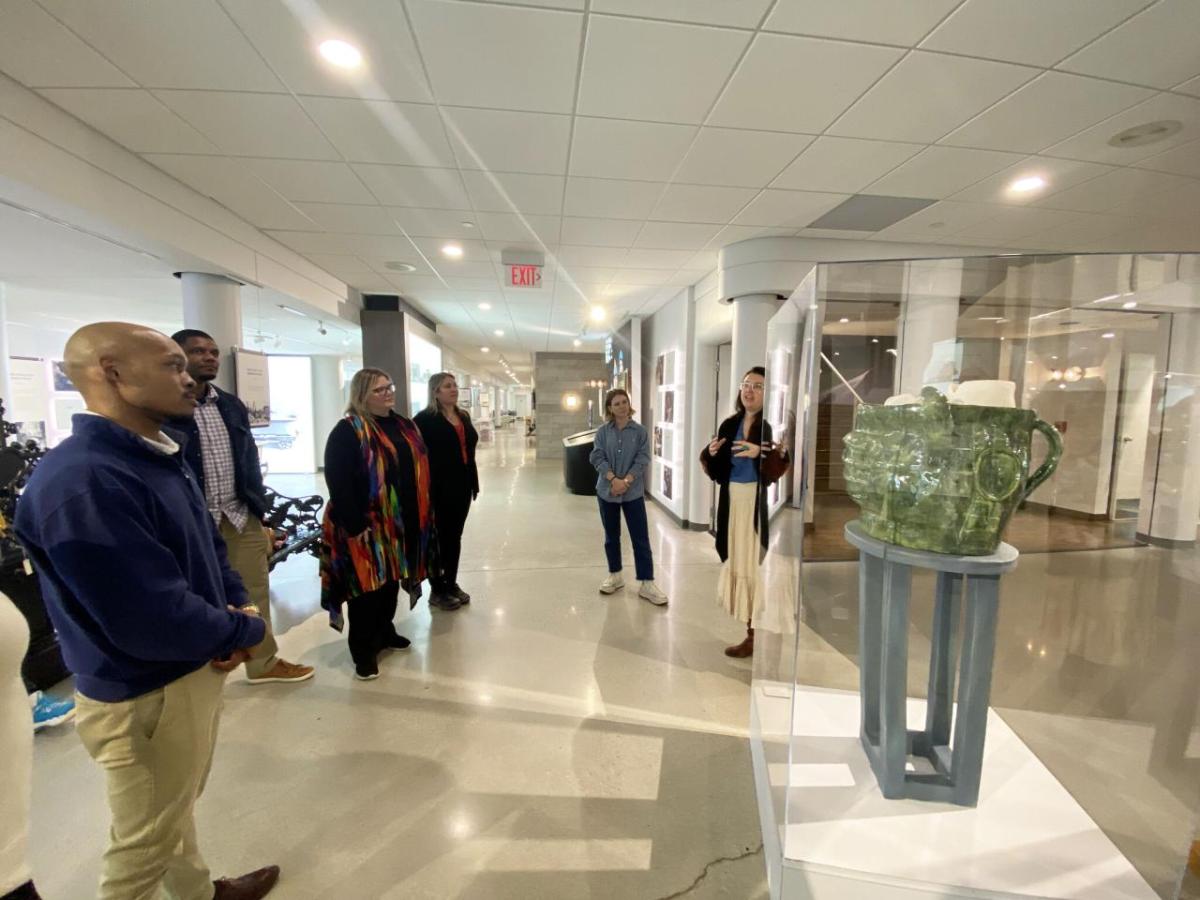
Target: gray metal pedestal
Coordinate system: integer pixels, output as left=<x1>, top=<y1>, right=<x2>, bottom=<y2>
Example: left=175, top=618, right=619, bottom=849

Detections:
left=844, top=520, right=1018, bottom=807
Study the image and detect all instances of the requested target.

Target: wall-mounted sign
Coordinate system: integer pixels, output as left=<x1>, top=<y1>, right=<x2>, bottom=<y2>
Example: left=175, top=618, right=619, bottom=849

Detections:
left=234, top=349, right=271, bottom=427
left=509, top=264, right=542, bottom=288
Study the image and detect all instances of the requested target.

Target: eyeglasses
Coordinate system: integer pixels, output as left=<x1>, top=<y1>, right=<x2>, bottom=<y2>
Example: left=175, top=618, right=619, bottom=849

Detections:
left=740, top=382, right=765, bottom=392
left=370, top=383, right=397, bottom=396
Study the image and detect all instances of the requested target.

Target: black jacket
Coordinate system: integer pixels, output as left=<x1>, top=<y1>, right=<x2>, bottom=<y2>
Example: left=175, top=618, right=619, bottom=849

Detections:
left=414, top=408, right=479, bottom=505
left=169, top=383, right=268, bottom=521
left=323, top=415, right=419, bottom=543
left=699, top=413, right=781, bottom=564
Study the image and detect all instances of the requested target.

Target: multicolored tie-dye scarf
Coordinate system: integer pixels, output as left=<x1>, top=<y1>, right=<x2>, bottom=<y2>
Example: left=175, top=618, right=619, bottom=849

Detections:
left=320, top=413, right=434, bottom=631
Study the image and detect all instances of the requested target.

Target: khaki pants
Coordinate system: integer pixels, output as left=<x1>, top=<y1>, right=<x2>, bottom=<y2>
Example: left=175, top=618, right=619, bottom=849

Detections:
left=219, top=519, right=279, bottom=678
left=75, top=666, right=227, bottom=900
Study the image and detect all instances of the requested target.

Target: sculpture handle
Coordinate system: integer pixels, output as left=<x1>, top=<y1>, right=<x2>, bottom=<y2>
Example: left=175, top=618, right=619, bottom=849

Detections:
left=1023, top=418, right=1063, bottom=499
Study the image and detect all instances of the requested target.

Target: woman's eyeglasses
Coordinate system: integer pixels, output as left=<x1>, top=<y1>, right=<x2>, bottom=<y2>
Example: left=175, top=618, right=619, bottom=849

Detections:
left=740, top=382, right=765, bottom=392
left=370, top=383, right=397, bottom=396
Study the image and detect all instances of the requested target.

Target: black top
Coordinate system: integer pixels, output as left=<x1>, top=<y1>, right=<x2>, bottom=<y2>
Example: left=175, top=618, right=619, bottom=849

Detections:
left=323, top=414, right=418, bottom=542
left=414, top=408, right=479, bottom=504
left=699, top=412, right=774, bottom=563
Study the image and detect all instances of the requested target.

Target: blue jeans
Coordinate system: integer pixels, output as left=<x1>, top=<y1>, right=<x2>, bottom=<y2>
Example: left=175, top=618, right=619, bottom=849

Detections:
left=597, top=496, right=654, bottom=581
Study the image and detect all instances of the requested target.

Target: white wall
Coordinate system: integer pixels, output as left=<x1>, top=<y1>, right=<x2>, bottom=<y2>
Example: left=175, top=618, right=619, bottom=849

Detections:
left=641, top=288, right=692, bottom=521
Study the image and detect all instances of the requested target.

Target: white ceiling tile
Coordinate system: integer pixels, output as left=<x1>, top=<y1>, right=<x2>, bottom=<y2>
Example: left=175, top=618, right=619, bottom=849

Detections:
left=473, top=212, right=561, bottom=244
left=674, top=128, right=814, bottom=188
left=0, top=0, right=135, bottom=87
left=829, top=51, right=1037, bottom=143
left=952, top=207, right=1099, bottom=243
left=241, top=159, right=376, bottom=204
left=771, top=137, right=923, bottom=193
left=406, top=0, right=582, bottom=113
left=1176, top=76, right=1200, bottom=97
left=560, top=217, right=643, bottom=247
left=37, top=89, right=219, bottom=154
left=1058, top=0, right=1200, bottom=89
left=291, top=203, right=401, bottom=234
left=305, top=254, right=378, bottom=282
left=868, top=146, right=1026, bottom=199
left=266, top=231, right=358, bottom=254
left=635, top=222, right=725, bottom=249
left=358, top=256, right=435, bottom=277
left=155, top=91, right=338, bottom=159
left=650, top=184, right=757, bottom=223
left=555, top=246, right=630, bottom=266
left=921, top=0, right=1152, bottom=67
left=1034, top=167, right=1193, bottom=213
left=352, top=165, right=471, bottom=208
left=301, top=97, right=456, bottom=166
left=38, top=0, right=284, bottom=91
left=709, top=225, right=798, bottom=246
left=410, top=237, right=490, bottom=263
left=1017, top=214, right=1135, bottom=251
left=564, top=177, right=664, bottom=220
left=685, top=249, right=720, bottom=269
left=143, top=154, right=318, bottom=230
left=611, top=269, right=674, bottom=285
left=950, top=156, right=1116, bottom=205
left=732, top=190, right=849, bottom=228
left=442, top=107, right=571, bottom=174
left=569, top=118, right=697, bottom=181
left=766, top=0, right=961, bottom=45
left=940, top=72, right=1154, bottom=154
left=219, top=0, right=432, bottom=102
left=1136, top=139, right=1200, bottom=178
left=1041, top=92, right=1200, bottom=165
left=590, top=0, right=771, bottom=27
left=578, top=15, right=750, bottom=124
left=709, top=34, right=903, bottom=133
left=443, top=276, right=503, bottom=292
left=390, top=209, right=482, bottom=239
left=461, top=171, right=566, bottom=216
left=622, top=248, right=696, bottom=268
left=797, top=227, right=878, bottom=240
left=435, top=261, right=497, bottom=279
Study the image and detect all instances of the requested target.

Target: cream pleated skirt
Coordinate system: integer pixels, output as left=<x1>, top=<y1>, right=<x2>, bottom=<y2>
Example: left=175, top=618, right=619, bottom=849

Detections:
left=717, top=481, right=766, bottom=625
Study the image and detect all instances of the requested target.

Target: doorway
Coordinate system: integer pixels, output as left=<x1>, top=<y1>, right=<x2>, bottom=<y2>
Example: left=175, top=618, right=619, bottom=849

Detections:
left=710, top=341, right=732, bottom=535
left=1108, top=350, right=1157, bottom=521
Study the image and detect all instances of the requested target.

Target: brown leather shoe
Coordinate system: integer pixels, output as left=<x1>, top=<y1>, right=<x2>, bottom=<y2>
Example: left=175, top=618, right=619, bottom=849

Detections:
left=724, top=628, right=754, bottom=659
left=213, top=865, right=280, bottom=900
left=245, top=659, right=314, bottom=685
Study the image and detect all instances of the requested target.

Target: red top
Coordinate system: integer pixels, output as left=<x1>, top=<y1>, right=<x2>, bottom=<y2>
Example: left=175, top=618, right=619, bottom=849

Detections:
left=452, top=416, right=468, bottom=464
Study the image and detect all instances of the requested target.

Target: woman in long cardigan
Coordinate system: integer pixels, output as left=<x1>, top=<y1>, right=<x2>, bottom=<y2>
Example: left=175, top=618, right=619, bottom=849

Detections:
left=699, top=366, right=789, bottom=658
left=414, top=373, right=479, bottom=611
left=321, top=368, right=436, bottom=680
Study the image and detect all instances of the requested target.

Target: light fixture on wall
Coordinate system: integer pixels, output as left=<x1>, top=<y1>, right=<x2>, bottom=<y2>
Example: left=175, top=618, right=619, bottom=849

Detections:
left=480, top=346, right=490, bottom=353
left=573, top=338, right=582, bottom=347
left=563, top=392, right=580, bottom=410
left=279, top=304, right=308, bottom=318
left=317, top=320, right=328, bottom=336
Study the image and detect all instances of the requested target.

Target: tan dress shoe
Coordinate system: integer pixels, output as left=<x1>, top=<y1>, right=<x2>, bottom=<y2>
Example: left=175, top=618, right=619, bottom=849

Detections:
left=213, top=865, right=280, bottom=900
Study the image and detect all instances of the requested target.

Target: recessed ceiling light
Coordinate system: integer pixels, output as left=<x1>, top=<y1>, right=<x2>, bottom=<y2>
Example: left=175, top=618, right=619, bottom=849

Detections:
left=573, top=338, right=582, bottom=347
left=461, top=221, right=475, bottom=229
left=839, top=317, right=850, bottom=323
left=478, top=302, right=491, bottom=310
left=442, top=244, right=464, bottom=258
left=1108, top=120, right=1182, bottom=148
left=1102, top=332, right=1116, bottom=339
left=871, top=338, right=879, bottom=343
left=318, top=39, right=363, bottom=69
left=278, top=304, right=308, bottom=318
left=1123, top=300, right=1138, bottom=309
left=1009, top=175, right=1046, bottom=194
left=494, top=329, right=504, bottom=336
left=589, top=306, right=606, bottom=322
left=384, top=261, right=416, bottom=273
left=480, top=346, right=489, bottom=353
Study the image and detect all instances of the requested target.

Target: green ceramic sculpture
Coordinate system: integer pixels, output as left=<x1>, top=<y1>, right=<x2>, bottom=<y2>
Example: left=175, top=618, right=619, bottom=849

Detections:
left=842, top=387, right=1063, bottom=555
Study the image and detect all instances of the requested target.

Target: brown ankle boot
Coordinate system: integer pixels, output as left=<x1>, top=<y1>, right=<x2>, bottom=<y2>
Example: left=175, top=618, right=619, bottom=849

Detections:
left=724, top=626, right=754, bottom=658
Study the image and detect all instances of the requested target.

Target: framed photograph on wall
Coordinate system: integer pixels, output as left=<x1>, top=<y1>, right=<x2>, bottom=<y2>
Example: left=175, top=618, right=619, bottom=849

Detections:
left=662, top=390, right=674, bottom=423
left=662, top=350, right=675, bottom=386
left=655, top=354, right=664, bottom=387
left=662, top=464, right=673, bottom=500
left=234, top=349, right=271, bottom=427
left=653, top=425, right=664, bottom=458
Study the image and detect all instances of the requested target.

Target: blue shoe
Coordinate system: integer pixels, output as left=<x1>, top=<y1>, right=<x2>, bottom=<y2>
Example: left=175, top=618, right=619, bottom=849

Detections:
left=32, top=691, right=75, bottom=732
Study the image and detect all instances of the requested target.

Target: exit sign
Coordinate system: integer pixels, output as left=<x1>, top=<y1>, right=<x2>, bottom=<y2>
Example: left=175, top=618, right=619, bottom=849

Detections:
left=509, top=264, right=542, bottom=288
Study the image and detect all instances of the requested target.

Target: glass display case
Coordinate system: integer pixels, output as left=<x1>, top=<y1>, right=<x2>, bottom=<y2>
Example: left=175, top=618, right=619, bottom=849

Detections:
left=755, top=253, right=1200, bottom=900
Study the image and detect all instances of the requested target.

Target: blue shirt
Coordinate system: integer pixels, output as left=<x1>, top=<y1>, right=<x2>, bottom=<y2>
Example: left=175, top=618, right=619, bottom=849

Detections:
left=588, top=418, right=650, bottom=503
left=730, top=420, right=758, bottom=483
left=14, top=414, right=266, bottom=701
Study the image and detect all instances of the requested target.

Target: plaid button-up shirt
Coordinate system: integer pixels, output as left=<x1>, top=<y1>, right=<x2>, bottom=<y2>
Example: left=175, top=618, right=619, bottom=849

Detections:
left=194, top=383, right=250, bottom=532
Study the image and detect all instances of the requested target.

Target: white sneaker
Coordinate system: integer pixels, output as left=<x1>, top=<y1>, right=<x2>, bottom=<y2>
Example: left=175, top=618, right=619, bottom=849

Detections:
left=638, top=581, right=669, bottom=606
left=599, top=573, right=625, bottom=594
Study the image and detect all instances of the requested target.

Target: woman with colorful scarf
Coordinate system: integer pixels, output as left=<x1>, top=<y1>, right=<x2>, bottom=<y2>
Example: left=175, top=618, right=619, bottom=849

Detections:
left=321, top=368, right=436, bottom=680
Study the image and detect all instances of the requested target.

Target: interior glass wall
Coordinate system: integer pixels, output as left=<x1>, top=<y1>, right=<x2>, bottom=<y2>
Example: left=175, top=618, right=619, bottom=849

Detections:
left=755, top=253, right=1200, bottom=900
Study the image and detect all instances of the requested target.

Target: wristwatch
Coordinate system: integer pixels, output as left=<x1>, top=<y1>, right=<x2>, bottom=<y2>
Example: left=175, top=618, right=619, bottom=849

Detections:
left=240, top=604, right=261, bottom=616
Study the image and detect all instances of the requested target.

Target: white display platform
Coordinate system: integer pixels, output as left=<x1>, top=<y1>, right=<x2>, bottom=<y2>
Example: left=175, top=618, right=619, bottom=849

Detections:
left=751, top=683, right=1159, bottom=900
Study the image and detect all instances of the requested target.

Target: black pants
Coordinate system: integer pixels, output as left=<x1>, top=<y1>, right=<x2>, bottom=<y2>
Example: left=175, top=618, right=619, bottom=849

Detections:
left=346, top=581, right=401, bottom=666
left=2, top=883, right=41, bottom=900
left=431, top=493, right=471, bottom=594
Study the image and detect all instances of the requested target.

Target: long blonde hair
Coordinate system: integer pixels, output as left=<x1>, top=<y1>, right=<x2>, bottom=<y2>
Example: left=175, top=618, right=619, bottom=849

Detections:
left=346, top=367, right=393, bottom=419
left=425, top=371, right=468, bottom=418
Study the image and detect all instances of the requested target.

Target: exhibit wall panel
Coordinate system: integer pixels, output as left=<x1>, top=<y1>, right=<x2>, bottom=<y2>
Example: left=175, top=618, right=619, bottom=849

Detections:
left=641, top=288, right=691, bottom=520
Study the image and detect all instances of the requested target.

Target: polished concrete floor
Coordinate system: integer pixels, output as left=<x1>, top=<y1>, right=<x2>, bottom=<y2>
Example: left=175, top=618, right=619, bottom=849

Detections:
left=29, top=429, right=770, bottom=899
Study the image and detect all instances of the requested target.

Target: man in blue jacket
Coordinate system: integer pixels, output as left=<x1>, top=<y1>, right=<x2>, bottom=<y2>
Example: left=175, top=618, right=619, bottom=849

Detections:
left=15, top=323, right=280, bottom=900
left=169, top=329, right=313, bottom=685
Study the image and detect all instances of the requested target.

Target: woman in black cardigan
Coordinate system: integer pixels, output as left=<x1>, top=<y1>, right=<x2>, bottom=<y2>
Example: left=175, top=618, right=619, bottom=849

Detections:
left=699, top=366, right=789, bottom=658
left=414, top=373, right=479, bottom=611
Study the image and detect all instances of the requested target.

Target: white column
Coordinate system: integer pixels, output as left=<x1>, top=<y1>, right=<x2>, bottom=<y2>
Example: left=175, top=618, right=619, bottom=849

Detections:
left=1138, top=308, right=1200, bottom=547
left=895, top=259, right=963, bottom=396
left=729, top=293, right=779, bottom=402
left=180, top=272, right=242, bottom=393
left=311, top=355, right=344, bottom=469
